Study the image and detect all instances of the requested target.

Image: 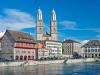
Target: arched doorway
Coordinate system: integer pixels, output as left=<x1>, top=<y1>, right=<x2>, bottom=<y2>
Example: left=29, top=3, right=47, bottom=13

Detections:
left=20, top=56, right=23, bottom=60
left=28, top=56, right=30, bottom=60
left=24, top=56, right=27, bottom=60
left=16, top=56, right=19, bottom=60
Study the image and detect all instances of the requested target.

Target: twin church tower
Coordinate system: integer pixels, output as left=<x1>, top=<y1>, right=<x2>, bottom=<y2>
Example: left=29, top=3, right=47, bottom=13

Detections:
left=36, top=8, right=57, bottom=41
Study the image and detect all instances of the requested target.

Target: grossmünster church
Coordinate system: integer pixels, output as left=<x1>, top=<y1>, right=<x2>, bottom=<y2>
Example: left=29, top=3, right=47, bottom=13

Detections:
left=36, top=8, right=57, bottom=41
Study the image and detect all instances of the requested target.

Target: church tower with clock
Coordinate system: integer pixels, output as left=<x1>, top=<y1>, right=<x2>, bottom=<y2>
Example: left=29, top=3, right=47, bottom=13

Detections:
left=50, top=9, right=57, bottom=40
left=36, top=8, right=57, bottom=41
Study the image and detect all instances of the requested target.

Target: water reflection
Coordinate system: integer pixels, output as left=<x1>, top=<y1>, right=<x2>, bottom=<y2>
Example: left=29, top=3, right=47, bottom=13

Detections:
left=0, top=63, right=100, bottom=75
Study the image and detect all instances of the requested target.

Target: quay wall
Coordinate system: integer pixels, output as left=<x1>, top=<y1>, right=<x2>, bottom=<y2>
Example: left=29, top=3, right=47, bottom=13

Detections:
left=0, top=58, right=96, bottom=67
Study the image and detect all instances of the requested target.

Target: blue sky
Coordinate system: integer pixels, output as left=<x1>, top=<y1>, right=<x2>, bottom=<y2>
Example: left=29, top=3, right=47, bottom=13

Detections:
left=0, top=0, right=100, bottom=41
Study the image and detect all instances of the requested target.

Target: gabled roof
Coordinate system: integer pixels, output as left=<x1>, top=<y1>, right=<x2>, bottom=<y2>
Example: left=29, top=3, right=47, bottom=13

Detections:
left=82, top=40, right=100, bottom=47
left=6, top=30, right=35, bottom=43
left=63, top=39, right=81, bottom=44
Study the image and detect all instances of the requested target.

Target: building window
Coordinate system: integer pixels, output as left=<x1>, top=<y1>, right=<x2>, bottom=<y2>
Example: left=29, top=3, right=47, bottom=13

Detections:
left=20, top=56, right=23, bottom=60
left=24, top=56, right=27, bottom=60
left=10, top=56, right=13, bottom=60
left=22, top=51, right=26, bottom=53
left=19, top=43, right=21, bottom=46
left=28, top=56, right=31, bottom=60
left=32, top=56, right=34, bottom=60
left=16, top=50, right=20, bottom=53
left=91, top=49, right=94, bottom=52
left=27, top=43, right=29, bottom=46
left=98, top=49, right=100, bottom=52
left=84, top=50, right=87, bottom=52
left=95, top=49, right=97, bottom=52
left=23, top=43, right=26, bottom=46
left=28, top=51, right=30, bottom=53
left=32, top=51, right=34, bottom=53
left=31, top=44, right=33, bottom=46
left=16, top=56, right=19, bottom=60
left=88, top=49, right=90, bottom=52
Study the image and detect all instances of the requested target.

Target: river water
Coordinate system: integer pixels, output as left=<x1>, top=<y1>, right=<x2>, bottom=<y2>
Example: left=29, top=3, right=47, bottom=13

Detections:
left=0, top=62, right=100, bottom=75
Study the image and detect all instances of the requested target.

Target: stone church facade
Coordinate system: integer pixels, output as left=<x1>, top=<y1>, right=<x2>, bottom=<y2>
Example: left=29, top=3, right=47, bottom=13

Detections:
left=36, top=9, right=57, bottom=41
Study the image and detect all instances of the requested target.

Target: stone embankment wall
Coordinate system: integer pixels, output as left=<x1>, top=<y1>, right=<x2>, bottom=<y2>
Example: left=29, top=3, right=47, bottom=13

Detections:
left=0, top=58, right=96, bottom=67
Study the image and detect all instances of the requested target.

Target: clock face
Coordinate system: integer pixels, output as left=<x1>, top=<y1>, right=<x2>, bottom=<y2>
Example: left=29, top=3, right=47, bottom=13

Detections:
left=51, top=27, right=56, bottom=33
left=51, top=21, right=56, bottom=26
left=39, top=22, right=42, bottom=25
left=37, top=21, right=42, bottom=26
left=37, top=27, right=43, bottom=33
left=40, top=28, right=43, bottom=32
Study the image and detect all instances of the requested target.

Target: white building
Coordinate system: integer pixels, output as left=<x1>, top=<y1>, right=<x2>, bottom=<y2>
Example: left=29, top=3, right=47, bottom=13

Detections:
left=82, top=40, right=100, bottom=58
left=37, top=40, right=62, bottom=59
left=45, top=40, right=62, bottom=57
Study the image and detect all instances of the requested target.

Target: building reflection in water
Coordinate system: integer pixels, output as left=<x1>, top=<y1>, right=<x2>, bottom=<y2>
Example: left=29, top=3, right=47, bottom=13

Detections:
left=0, top=64, right=64, bottom=75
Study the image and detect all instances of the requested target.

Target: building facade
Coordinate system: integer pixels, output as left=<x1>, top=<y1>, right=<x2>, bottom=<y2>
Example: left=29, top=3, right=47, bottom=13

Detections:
left=37, top=41, right=49, bottom=59
left=1, top=30, right=37, bottom=61
left=37, top=40, right=62, bottom=59
left=82, top=40, right=100, bottom=58
left=36, top=9, right=57, bottom=41
left=63, top=39, right=81, bottom=57
left=45, top=40, right=62, bottom=57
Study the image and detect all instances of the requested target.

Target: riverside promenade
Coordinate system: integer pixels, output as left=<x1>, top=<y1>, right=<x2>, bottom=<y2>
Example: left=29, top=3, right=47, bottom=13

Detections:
left=0, top=58, right=96, bottom=67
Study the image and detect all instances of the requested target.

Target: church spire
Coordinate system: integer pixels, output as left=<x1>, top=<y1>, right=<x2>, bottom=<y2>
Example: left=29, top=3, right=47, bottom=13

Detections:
left=36, top=8, right=43, bottom=40
left=50, top=9, right=57, bottom=40
left=51, top=9, right=56, bottom=21
left=37, top=8, right=42, bottom=20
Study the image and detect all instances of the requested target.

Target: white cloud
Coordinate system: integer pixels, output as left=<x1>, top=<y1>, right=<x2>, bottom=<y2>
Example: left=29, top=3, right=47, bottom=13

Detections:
left=81, top=40, right=89, bottom=45
left=0, top=9, right=35, bottom=31
left=96, top=29, right=100, bottom=33
left=96, top=35, right=100, bottom=39
left=0, top=31, right=5, bottom=38
left=59, top=20, right=77, bottom=30
left=59, top=20, right=100, bottom=33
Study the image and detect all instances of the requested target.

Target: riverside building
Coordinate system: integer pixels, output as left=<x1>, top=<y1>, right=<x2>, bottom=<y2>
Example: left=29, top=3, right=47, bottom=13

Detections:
left=63, top=39, right=81, bottom=57
left=37, top=40, right=62, bottom=59
left=1, top=30, right=37, bottom=61
left=37, top=41, right=49, bottom=59
left=45, top=40, right=62, bottom=58
left=82, top=40, right=100, bottom=58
